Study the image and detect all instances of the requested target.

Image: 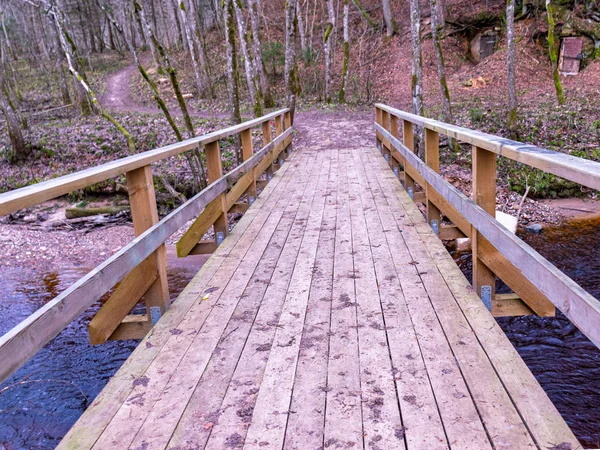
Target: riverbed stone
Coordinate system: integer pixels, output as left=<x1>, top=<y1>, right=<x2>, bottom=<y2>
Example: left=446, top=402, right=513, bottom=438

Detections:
left=526, top=223, right=543, bottom=233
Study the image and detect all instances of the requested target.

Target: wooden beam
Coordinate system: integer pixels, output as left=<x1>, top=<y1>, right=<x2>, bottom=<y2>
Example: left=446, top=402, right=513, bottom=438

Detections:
left=493, top=294, right=535, bottom=317
left=108, top=314, right=152, bottom=341
left=376, top=103, right=600, bottom=192
left=0, top=108, right=291, bottom=216
left=228, top=202, right=249, bottom=214
left=425, top=129, right=441, bottom=229
left=189, top=240, right=219, bottom=255
left=241, top=128, right=257, bottom=205
left=438, top=225, right=466, bottom=240
left=472, top=145, right=497, bottom=303
left=402, top=120, right=415, bottom=193
left=88, top=256, right=158, bottom=345
left=176, top=196, right=224, bottom=257
left=206, top=141, right=228, bottom=244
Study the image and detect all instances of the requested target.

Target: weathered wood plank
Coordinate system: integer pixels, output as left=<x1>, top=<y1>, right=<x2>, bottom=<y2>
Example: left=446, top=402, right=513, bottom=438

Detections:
left=176, top=195, right=224, bottom=257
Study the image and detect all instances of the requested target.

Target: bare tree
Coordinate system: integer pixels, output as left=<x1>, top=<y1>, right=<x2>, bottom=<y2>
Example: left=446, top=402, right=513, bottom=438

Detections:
left=429, top=0, right=452, bottom=123
left=248, top=0, right=273, bottom=107
left=0, top=70, right=27, bottom=162
left=324, top=0, right=335, bottom=103
left=233, top=0, right=262, bottom=116
left=285, top=0, right=300, bottom=119
left=382, top=0, right=394, bottom=37
left=506, top=0, right=518, bottom=134
left=410, top=0, right=424, bottom=154
left=179, top=0, right=210, bottom=97
left=546, top=0, right=565, bottom=105
left=224, top=0, right=241, bottom=129
left=339, top=0, right=349, bottom=103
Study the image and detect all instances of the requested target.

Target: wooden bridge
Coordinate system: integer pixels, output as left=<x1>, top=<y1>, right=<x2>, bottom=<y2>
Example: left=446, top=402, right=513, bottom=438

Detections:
left=1, top=106, right=599, bottom=449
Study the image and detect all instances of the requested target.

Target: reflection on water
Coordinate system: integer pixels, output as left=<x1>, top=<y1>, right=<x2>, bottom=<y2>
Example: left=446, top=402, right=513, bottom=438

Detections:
left=453, top=218, right=600, bottom=448
left=0, top=264, right=200, bottom=450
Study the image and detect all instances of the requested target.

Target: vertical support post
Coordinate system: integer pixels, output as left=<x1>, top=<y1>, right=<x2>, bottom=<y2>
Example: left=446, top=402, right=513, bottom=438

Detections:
left=472, top=145, right=497, bottom=303
left=262, top=120, right=274, bottom=181
left=205, top=141, right=228, bottom=242
left=381, top=110, right=391, bottom=163
left=389, top=114, right=402, bottom=177
left=241, top=128, right=257, bottom=205
left=283, top=111, right=292, bottom=157
left=425, top=128, right=441, bottom=230
left=126, top=165, right=170, bottom=314
left=273, top=115, right=283, bottom=172
left=375, top=107, right=382, bottom=150
left=402, top=119, right=415, bottom=193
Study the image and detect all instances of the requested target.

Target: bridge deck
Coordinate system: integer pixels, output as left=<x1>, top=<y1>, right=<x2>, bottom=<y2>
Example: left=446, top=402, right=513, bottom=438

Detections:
left=59, top=145, right=579, bottom=450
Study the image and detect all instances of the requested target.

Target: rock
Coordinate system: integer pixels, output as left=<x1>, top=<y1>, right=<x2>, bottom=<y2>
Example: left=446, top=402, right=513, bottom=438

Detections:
left=23, top=214, right=37, bottom=223
left=526, top=223, right=543, bottom=233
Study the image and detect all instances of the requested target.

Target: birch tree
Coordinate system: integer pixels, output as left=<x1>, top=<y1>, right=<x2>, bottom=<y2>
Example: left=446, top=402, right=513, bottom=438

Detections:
left=224, top=0, right=241, bottom=128
left=297, top=0, right=307, bottom=54
left=0, top=69, right=27, bottom=162
left=410, top=0, right=424, bottom=155
left=546, top=0, right=565, bottom=105
left=285, top=0, right=300, bottom=119
left=324, top=0, right=335, bottom=103
left=429, top=0, right=452, bottom=123
left=506, top=0, right=518, bottom=133
left=233, top=0, right=262, bottom=116
left=248, top=0, right=273, bottom=107
left=338, top=0, right=349, bottom=103
left=382, top=0, right=394, bottom=37
left=179, top=0, right=210, bottom=97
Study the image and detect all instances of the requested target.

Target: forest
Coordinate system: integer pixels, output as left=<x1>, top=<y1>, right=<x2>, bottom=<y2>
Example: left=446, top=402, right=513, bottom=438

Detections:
left=0, top=0, right=597, bottom=204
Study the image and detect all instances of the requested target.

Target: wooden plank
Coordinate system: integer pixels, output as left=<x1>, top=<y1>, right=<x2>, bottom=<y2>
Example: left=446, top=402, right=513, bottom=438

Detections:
left=228, top=202, right=249, bottom=214
left=378, top=154, right=580, bottom=448
left=195, top=150, right=325, bottom=449
left=90, top=156, right=311, bottom=449
left=493, top=294, right=535, bottom=317
left=205, top=141, right=229, bottom=243
left=188, top=240, right=219, bottom=255
left=225, top=170, right=254, bottom=208
left=242, top=149, right=331, bottom=449
left=0, top=128, right=294, bottom=385
left=425, top=128, right=441, bottom=227
left=176, top=195, right=224, bottom=257
left=346, top=150, right=405, bottom=448
left=284, top=150, right=338, bottom=449
left=57, top=154, right=299, bottom=450
left=439, top=224, right=466, bottom=240
left=108, top=314, right=152, bottom=342
left=241, top=128, right=257, bottom=204
left=369, top=148, right=540, bottom=449
left=352, top=149, right=448, bottom=449
left=472, top=145, right=497, bottom=301
left=323, top=149, right=363, bottom=448
left=365, top=149, right=494, bottom=450
left=88, top=256, right=158, bottom=345
left=376, top=103, right=600, bottom=192
left=131, top=146, right=325, bottom=450
left=0, top=109, right=290, bottom=216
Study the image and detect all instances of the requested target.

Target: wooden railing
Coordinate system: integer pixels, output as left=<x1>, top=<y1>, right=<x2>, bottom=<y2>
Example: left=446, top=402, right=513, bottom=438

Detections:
left=0, top=108, right=293, bottom=384
left=375, top=103, right=600, bottom=349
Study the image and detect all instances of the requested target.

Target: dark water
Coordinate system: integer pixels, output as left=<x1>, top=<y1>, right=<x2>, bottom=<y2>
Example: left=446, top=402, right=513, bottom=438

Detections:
left=0, top=264, right=199, bottom=450
left=454, top=218, right=600, bottom=448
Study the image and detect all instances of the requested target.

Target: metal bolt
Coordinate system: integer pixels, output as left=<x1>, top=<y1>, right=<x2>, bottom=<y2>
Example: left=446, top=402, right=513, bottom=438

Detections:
left=384, top=154, right=389, bottom=162
left=249, top=196, right=255, bottom=205
left=431, top=219, right=439, bottom=236
left=407, top=187, right=414, bottom=200
left=267, top=173, right=273, bottom=181
left=150, top=306, right=161, bottom=326
left=481, top=285, right=492, bottom=311
left=216, top=231, right=225, bottom=246
left=393, top=167, right=399, bottom=177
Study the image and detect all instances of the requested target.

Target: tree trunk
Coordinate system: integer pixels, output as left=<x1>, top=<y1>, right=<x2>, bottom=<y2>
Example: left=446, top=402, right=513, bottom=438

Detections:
left=179, top=0, right=209, bottom=97
left=430, top=0, right=452, bottom=123
left=506, top=0, right=518, bottom=134
left=297, top=0, right=307, bottom=54
left=224, top=0, right=242, bottom=127
left=324, top=0, right=335, bottom=103
left=50, top=16, right=72, bottom=105
left=546, top=0, right=565, bottom=105
left=171, top=0, right=186, bottom=50
left=338, top=0, right=349, bottom=103
left=410, top=0, right=424, bottom=155
left=382, top=0, right=394, bottom=37
left=233, top=0, right=262, bottom=116
left=0, top=73, right=27, bottom=163
left=352, top=0, right=377, bottom=30
left=248, top=0, right=273, bottom=107
left=285, top=0, right=300, bottom=120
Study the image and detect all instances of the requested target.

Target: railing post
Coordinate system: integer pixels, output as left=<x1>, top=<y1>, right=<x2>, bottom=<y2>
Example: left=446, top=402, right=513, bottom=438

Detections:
left=126, top=166, right=170, bottom=322
left=472, top=145, right=497, bottom=307
left=381, top=110, right=391, bottom=164
left=402, top=120, right=416, bottom=194
left=206, top=141, right=229, bottom=243
left=375, top=107, right=382, bottom=150
left=425, top=128, right=441, bottom=232
left=241, top=128, right=257, bottom=205
left=390, top=115, right=403, bottom=179
left=283, top=111, right=292, bottom=157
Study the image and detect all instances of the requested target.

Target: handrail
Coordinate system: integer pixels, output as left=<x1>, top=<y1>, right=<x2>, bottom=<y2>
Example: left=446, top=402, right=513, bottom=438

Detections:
left=375, top=103, right=600, bottom=191
left=0, top=108, right=289, bottom=216
left=374, top=106, right=600, bottom=350
left=0, top=111, right=293, bottom=384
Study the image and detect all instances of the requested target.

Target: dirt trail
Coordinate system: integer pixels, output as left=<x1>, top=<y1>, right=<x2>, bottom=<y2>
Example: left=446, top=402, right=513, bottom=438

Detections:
left=102, top=60, right=157, bottom=114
